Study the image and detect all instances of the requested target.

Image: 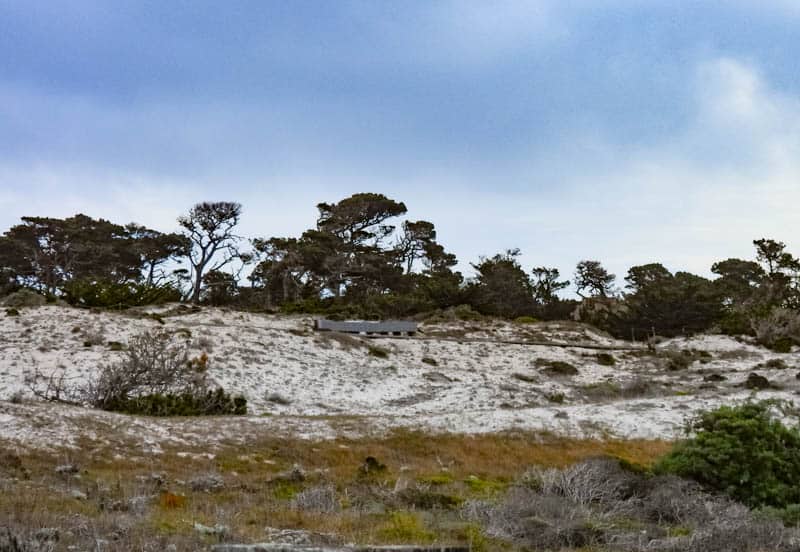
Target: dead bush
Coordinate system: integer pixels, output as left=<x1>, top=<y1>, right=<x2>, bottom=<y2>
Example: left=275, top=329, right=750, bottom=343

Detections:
left=529, top=457, right=641, bottom=507
left=753, top=308, right=800, bottom=352
left=463, top=488, right=602, bottom=549
left=85, top=330, right=208, bottom=409
left=639, top=475, right=710, bottom=526
left=290, top=484, right=339, bottom=514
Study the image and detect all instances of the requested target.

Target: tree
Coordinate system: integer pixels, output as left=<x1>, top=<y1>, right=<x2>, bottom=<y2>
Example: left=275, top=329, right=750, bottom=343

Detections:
left=316, top=193, right=407, bottom=247
left=753, top=239, right=798, bottom=277
left=613, top=264, right=722, bottom=339
left=574, top=260, right=615, bottom=298
left=468, top=250, right=535, bottom=318
left=711, top=258, right=765, bottom=306
left=0, top=214, right=142, bottom=294
left=178, top=201, right=246, bottom=304
left=531, top=267, right=570, bottom=306
left=125, top=224, right=191, bottom=286
left=396, top=220, right=437, bottom=273
left=201, top=269, right=239, bottom=306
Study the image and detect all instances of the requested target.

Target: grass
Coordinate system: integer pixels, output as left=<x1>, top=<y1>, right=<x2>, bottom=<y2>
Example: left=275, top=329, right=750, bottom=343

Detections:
left=0, top=429, right=671, bottom=551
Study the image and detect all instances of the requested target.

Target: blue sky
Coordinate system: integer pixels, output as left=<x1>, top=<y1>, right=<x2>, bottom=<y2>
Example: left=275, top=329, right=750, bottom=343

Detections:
left=1, top=1, right=799, bottom=284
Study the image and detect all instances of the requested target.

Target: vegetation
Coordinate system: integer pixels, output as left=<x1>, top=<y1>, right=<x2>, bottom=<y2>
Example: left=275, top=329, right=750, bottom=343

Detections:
left=657, top=401, right=800, bottom=509
left=0, top=195, right=798, bottom=345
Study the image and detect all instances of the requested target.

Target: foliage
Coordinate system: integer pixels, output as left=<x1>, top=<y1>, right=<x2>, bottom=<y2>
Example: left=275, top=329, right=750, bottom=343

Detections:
left=84, top=330, right=245, bottom=416
left=752, top=308, right=800, bottom=352
left=178, top=201, right=247, bottom=304
left=610, top=264, right=723, bottom=340
left=656, top=401, right=800, bottom=508
left=574, top=260, right=616, bottom=298
left=63, top=279, right=181, bottom=308
left=0, top=214, right=186, bottom=297
left=466, top=249, right=536, bottom=318
left=102, top=388, right=246, bottom=416
left=378, top=512, right=435, bottom=543
left=596, top=353, right=616, bottom=366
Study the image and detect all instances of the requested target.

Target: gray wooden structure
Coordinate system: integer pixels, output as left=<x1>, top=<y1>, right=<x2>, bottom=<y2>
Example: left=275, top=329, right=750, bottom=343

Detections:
left=313, top=319, right=417, bottom=336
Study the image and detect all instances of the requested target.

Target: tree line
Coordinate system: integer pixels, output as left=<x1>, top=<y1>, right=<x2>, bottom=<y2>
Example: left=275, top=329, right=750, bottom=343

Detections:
left=1, top=193, right=798, bottom=346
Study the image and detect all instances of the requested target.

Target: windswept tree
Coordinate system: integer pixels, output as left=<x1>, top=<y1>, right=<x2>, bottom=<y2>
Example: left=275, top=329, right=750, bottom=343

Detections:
left=531, top=267, right=570, bottom=306
left=178, top=201, right=246, bottom=304
left=316, top=193, right=407, bottom=247
left=574, top=260, right=616, bottom=298
left=752, top=238, right=800, bottom=309
left=1, top=214, right=142, bottom=293
left=467, top=249, right=535, bottom=318
left=125, top=224, right=191, bottom=286
left=396, top=220, right=437, bottom=273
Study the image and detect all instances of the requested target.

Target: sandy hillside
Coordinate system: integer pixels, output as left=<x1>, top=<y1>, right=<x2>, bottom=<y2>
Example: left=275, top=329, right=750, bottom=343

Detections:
left=0, top=304, right=797, bottom=451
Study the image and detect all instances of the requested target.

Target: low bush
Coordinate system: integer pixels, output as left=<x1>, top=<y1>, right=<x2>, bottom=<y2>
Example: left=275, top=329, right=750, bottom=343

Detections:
left=63, top=279, right=181, bottom=309
left=1, top=289, right=47, bottom=308
left=102, top=388, right=246, bottom=416
left=368, top=346, right=390, bottom=359
left=753, top=308, right=800, bottom=352
left=656, top=401, right=800, bottom=508
left=514, top=316, right=538, bottom=324
left=596, top=352, right=616, bottom=366
left=538, top=359, right=579, bottom=376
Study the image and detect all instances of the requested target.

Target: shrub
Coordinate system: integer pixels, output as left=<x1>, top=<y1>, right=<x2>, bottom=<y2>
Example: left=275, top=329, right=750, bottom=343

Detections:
left=538, top=359, right=579, bottom=376
left=1, top=289, right=46, bottom=308
left=368, top=345, right=390, bottom=358
left=662, top=349, right=692, bottom=371
left=63, top=279, right=181, bottom=309
left=290, top=484, right=339, bottom=513
left=656, top=401, right=800, bottom=508
left=103, top=388, right=247, bottom=416
left=596, top=352, right=616, bottom=366
left=378, top=512, right=435, bottom=543
left=514, top=316, right=538, bottom=324
left=86, top=330, right=246, bottom=416
left=753, top=308, right=800, bottom=352
left=5, top=308, right=19, bottom=316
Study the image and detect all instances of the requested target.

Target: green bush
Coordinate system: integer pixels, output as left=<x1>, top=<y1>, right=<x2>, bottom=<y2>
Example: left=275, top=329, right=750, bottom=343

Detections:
left=514, top=316, right=538, bottom=324
left=103, top=388, right=247, bottom=416
left=656, top=401, right=800, bottom=508
left=596, top=352, right=616, bottom=366
left=63, top=279, right=181, bottom=309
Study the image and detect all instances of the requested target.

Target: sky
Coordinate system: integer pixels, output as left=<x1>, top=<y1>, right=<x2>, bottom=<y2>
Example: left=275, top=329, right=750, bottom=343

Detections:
left=1, top=1, right=799, bottom=286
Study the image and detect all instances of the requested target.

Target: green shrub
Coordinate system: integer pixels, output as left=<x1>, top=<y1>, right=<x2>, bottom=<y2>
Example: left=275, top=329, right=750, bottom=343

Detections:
left=378, top=511, right=435, bottom=543
left=514, top=316, right=538, bottom=324
left=596, top=352, right=616, bottom=366
left=103, top=388, right=247, bottom=416
left=656, top=401, right=800, bottom=508
left=538, top=359, right=579, bottom=376
left=368, top=345, right=390, bottom=358
left=1, top=289, right=46, bottom=308
left=63, top=279, right=181, bottom=309
left=662, top=350, right=692, bottom=371
left=5, top=308, right=19, bottom=316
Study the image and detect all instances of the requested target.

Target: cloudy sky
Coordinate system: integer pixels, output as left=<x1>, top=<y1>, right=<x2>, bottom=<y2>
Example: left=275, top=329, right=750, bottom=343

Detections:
left=1, top=1, right=798, bottom=284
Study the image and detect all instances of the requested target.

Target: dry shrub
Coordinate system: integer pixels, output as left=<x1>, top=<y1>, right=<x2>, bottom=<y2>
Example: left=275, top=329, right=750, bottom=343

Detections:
left=753, top=308, right=800, bottom=352
left=527, top=457, right=640, bottom=507
left=290, top=484, right=339, bottom=514
left=158, top=492, right=186, bottom=510
left=314, top=331, right=366, bottom=351
left=464, top=488, right=602, bottom=550
left=86, top=331, right=200, bottom=408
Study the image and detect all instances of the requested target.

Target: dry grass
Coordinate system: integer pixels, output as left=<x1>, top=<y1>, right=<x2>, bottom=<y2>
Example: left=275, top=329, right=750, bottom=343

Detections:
left=0, top=430, right=670, bottom=550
